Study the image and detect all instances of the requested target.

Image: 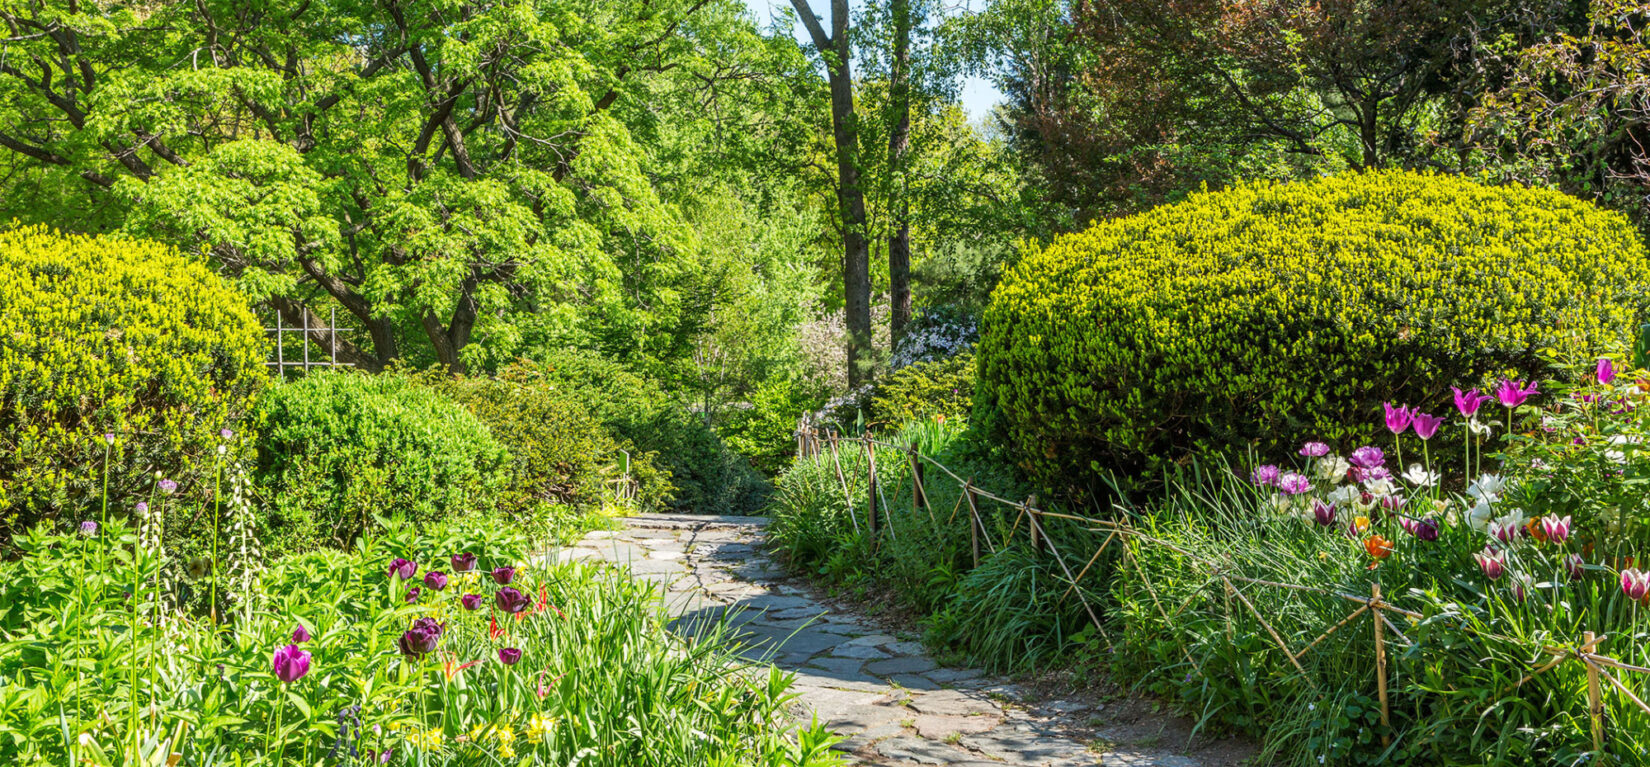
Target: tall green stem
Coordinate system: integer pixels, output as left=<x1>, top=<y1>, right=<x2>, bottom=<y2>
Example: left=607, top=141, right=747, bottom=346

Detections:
left=211, top=459, right=221, bottom=624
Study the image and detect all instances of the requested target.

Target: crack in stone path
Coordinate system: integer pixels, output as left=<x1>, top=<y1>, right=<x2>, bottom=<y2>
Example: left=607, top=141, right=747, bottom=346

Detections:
left=558, top=514, right=1235, bottom=767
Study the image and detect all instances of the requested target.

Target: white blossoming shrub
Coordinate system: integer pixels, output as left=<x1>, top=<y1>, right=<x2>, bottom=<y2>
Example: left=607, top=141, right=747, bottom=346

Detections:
left=890, top=307, right=979, bottom=370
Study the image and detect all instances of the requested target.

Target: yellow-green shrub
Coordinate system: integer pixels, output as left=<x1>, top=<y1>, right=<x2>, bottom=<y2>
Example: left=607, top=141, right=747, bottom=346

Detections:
left=872, top=353, right=976, bottom=426
left=0, top=225, right=268, bottom=539
left=977, top=170, right=1650, bottom=492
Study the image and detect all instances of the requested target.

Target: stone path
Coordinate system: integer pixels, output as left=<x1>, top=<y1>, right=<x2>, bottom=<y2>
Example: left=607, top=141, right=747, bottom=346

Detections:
left=558, top=514, right=1243, bottom=767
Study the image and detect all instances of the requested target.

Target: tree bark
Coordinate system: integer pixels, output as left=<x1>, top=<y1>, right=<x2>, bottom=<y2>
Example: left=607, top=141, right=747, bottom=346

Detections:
left=792, top=0, right=873, bottom=389
left=887, top=0, right=913, bottom=349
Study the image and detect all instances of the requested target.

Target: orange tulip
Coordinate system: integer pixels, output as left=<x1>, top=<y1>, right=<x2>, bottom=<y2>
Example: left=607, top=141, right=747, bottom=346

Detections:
left=1364, top=535, right=1394, bottom=559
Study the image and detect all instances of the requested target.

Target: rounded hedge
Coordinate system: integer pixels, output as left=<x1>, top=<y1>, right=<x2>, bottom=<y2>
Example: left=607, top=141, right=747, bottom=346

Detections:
left=977, top=170, right=1650, bottom=492
left=0, top=226, right=267, bottom=540
left=253, top=372, right=508, bottom=552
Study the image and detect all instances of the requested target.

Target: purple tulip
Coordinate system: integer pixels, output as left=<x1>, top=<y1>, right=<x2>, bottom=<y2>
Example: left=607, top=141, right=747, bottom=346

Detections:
left=497, top=647, right=522, bottom=666
left=1622, top=569, right=1650, bottom=601
left=1540, top=515, right=1571, bottom=544
left=424, top=571, right=448, bottom=591
left=495, top=587, right=530, bottom=614
left=158, top=479, right=178, bottom=495
left=404, top=587, right=421, bottom=603
left=1566, top=554, right=1586, bottom=580
left=398, top=624, right=442, bottom=659
left=1452, top=387, right=1489, bottom=417
left=1495, top=379, right=1539, bottom=408
left=1277, top=472, right=1312, bottom=495
left=1348, top=446, right=1385, bottom=469
left=491, top=566, right=516, bottom=585
left=78, top=520, right=97, bottom=536
left=388, top=558, right=417, bottom=580
left=1411, top=412, right=1444, bottom=440
left=1413, top=518, right=1440, bottom=542
left=292, top=624, right=311, bottom=643
left=1475, top=548, right=1506, bottom=581
left=1383, top=403, right=1414, bottom=434
left=1313, top=500, right=1337, bottom=527
left=461, top=594, right=483, bottom=611
left=451, top=553, right=477, bottom=573
left=272, top=644, right=311, bottom=683
left=1598, top=358, right=1617, bottom=385
left=1299, top=441, right=1331, bottom=458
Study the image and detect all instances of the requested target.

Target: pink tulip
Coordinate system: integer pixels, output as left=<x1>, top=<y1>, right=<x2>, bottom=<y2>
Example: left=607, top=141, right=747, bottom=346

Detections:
left=1475, top=547, right=1506, bottom=581
left=1453, top=387, right=1490, bottom=417
left=1495, top=379, right=1539, bottom=408
left=1411, top=412, right=1445, bottom=440
left=1383, top=403, right=1414, bottom=435
left=1540, top=515, right=1571, bottom=544
left=1622, top=569, right=1650, bottom=601
left=1598, top=358, right=1617, bottom=385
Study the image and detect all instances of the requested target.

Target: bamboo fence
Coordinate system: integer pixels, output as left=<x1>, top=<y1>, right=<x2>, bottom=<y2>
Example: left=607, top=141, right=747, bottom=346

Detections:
left=793, top=425, right=1650, bottom=758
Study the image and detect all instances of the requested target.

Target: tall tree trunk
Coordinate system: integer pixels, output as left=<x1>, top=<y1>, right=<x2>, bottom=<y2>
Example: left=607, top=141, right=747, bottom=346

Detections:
left=792, top=0, right=873, bottom=389
left=887, top=0, right=913, bottom=351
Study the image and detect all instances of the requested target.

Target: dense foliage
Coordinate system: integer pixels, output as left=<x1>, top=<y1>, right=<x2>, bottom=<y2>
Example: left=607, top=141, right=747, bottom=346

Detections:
left=977, top=171, right=1650, bottom=494
left=422, top=363, right=672, bottom=517
left=254, top=373, right=508, bottom=552
left=0, top=516, right=841, bottom=765
left=531, top=350, right=770, bottom=513
left=0, top=226, right=267, bottom=546
left=871, top=353, right=976, bottom=426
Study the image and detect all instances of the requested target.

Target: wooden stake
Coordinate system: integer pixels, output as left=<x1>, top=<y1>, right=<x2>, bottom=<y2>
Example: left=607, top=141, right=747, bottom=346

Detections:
left=965, top=480, right=982, bottom=566
left=1586, top=630, right=1605, bottom=757
left=910, top=443, right=932, bottom=524
left=828, top=434, right=858, bottom=535
left=1373, top=583, right=1390, bottom=746
left=1027, top=495, right=1043, bottom=555
left=863, top=436, right=880, bottom=549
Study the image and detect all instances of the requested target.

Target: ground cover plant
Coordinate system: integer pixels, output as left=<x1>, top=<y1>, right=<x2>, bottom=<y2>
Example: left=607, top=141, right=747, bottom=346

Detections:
left=0, top=493, right=842, bottom=766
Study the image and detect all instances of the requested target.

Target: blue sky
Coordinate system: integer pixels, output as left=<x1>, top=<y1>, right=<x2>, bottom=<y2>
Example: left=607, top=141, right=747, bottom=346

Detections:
left=741, top=0, right=1006, bottom=124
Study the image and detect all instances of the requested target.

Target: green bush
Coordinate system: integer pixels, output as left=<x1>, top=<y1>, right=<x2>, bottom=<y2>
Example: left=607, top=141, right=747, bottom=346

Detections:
left=718, top=377, right=819, bottom=476
left=253, top=372, right=508, bottom=551
left=531, top=349, right=770, bottom=513
left=0, top=225, right=267, bottom=543
left=872, top=352, right=976, bottom=427
left=422, top=363, right=671, bottom=522
left=977, top=170, right=1650, bottom=492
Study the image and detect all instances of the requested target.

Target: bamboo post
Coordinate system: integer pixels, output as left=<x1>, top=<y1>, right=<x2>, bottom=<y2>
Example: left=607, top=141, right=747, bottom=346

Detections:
left=1586, top=630, right=1605, bottom=757
left=965, top=480, right=982, bottom=567
left=1027, top=495, right=1043, bottom=555
left=910, top=443, right=932, bottom=524
left=1373, top=583, right=1391, bottom=746
left=828, top=434, right=859, bottom=535
left=274, top=310, right=284, bottom=380
left=864, top=436, right=880, bottom=549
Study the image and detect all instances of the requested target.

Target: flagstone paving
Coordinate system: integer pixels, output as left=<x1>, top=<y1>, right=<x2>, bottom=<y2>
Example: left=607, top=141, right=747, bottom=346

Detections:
left=558, top=513, right=1246, bottom=767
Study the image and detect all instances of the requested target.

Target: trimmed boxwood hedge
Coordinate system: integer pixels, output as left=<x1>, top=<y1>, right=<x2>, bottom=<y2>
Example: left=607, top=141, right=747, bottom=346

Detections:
left=977, top=170, right=1650, bottom=493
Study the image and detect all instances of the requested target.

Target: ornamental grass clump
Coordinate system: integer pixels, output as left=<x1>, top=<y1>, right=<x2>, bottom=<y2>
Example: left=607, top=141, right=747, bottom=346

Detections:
left=976, top=170, right=1650, bottom=495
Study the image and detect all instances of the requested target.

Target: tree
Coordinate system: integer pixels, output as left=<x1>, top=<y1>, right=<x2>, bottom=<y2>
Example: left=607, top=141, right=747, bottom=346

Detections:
left=788, top=0, right=874, bottom=388
left=0, top=0, right=732, bottom=374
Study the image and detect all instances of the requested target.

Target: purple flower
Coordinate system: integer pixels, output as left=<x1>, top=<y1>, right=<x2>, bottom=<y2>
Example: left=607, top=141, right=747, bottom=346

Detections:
left=1598, top=358, right=1617, bottom=385
left=451, top=553, right=477, bottom=573
left=1411, top=412, right=1445, bottom=440
left=1490, top=521, right=1520, bottom=543
left=1250, top=464, right=1282, bottom=487
left=103, top=433, right=115, bottom=446
left=1299, top=441, right=1331, bottom=458
left=1400, top=516, right=1439, bottom=542
left=135, top=501, right=148, bottom=515
left=158, top=479, right=178, bottom=495
left=1277, top=472, right=1313, bottom=495
left=495, top=587, right=530, bottom=614
left=461, top=593, right=483, bottom=611
left=1475, top=548, right=1506, bottom=581
left=1452, top=387, right=1489, bottom=417
left=1348, top=446, right=1385, bottom=469
left=1495, top=378, right=1539, bottom=408
left=388, top=558, right=417, bottom=580
left=497, top=647, right=522, bottom=666
left=220, top=428, right=234, bottom=440
left=78, top=520, right=97, bottom=536
left=1540, top=515, right=1571, bottom=544
left=398, top=622, right=442, bottom=659
left=1312, top=500, right=1337, bottom=527
left=1622, top=569, right=1650, bottom=601
left=272, top=644, right=311, bottom=683
left=1566, top=553, right=1586, bottom=580
left=491, top=566, right=516, bottom=585
left=1383, top=403, right=1414, bottom=435
left=423, top=571, right=448, bottom=591
left=404, top=587, right=421, bottom=603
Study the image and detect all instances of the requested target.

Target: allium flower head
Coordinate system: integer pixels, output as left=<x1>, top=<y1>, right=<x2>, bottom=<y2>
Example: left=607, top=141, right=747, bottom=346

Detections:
left=1494, top=378, right=1539, bottom=408
left=1299, top=441, right=1331, bottom=458
left=273, top=644, right=311, bottom=683
left=103, top=433, right=115, bottom=446
left=1382, top=403, right=1414, bottom=435
left=220, top=428, right=234, bottom=440
left=78, top=520, right=97, bottom=536
left=158, top=479, right=178, bottom=495
left=1348, top=446, right=1385, bottom=469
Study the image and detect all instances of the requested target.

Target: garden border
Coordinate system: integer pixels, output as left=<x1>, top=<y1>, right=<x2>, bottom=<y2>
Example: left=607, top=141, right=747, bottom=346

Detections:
left=794, top=426, right=1650, bottom=757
